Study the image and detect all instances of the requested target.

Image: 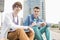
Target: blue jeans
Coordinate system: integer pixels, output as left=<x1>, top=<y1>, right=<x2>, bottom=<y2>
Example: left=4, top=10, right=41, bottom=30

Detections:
left=32, top=25, right=50, bottom=40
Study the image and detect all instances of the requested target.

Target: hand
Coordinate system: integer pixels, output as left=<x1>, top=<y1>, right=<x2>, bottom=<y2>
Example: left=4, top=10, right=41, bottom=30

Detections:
left=40, top=22, right=46, bottom=27
left=28, top=27, right=34, bottom=33
left=31, top=22, right=36, bottom=27
left=23, top=26, right=29, bottom=29
left=20, top=26, right=29, bottom=30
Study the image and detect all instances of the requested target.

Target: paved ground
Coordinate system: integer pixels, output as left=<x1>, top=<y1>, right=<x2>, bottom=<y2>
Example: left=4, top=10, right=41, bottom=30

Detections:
left=51, top=28, right=60, bottom=40
left=42, top=28, right=60, bottom=40
left=51, top=31, right=60, bottom=40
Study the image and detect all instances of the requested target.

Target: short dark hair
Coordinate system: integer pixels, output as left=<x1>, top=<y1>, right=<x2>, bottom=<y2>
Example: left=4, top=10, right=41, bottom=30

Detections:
left=34, top=7, right=40, bottom=9
left=12, top=2, right=22, bottom=10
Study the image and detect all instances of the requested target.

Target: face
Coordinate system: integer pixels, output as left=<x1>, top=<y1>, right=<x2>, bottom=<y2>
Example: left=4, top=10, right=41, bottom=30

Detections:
left=33, top=8, right=40, bottom=18
left=13, top=5, right=21, bottom=13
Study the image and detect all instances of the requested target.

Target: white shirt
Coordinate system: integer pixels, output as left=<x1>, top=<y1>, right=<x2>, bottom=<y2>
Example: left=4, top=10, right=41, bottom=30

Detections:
left=14, top=17, right=18, bottom=23
left=3, top=13, right=23, bottom=31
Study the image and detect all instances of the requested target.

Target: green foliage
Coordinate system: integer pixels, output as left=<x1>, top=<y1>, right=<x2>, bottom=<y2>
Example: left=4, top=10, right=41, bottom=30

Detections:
left=52, top=24, right=59, bottom=28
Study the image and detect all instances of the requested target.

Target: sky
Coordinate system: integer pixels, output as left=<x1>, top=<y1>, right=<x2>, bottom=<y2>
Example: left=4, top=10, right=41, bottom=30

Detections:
left=45, top=0, right=60, bottom=24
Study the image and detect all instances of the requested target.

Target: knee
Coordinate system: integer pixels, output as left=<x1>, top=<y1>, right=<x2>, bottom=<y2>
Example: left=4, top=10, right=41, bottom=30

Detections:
left=32, top=31, right=35, bottom=37
left=16, top=28, right=24, bottom=32
left=31, top=30, right=35, bottom=35
left=16, top=28, right=24, bottom=30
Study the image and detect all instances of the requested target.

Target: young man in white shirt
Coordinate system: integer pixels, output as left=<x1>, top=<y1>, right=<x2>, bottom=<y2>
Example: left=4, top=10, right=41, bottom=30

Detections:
left=3, top=2, right=34, bottom=40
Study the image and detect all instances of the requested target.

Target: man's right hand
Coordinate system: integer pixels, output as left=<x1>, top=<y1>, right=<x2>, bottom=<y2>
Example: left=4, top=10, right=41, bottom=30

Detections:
left=31, top=22, right=36, bottom=27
